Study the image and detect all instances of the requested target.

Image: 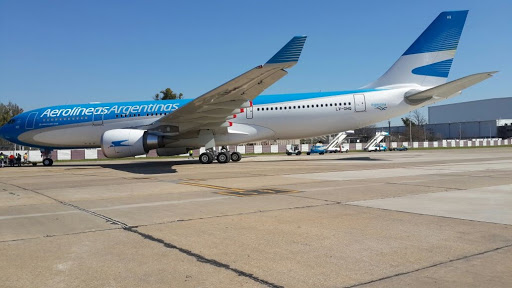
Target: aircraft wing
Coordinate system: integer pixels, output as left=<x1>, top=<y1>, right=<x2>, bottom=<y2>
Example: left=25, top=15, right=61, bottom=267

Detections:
left=148, top=36, right=307, bottom=134
left=405, top=71, right=497, bottom=105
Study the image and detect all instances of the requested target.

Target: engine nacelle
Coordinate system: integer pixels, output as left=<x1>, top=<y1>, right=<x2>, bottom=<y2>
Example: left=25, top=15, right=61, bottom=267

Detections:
left=156, top=147, right=188, bottom=156
left=101, top=129, right=162, bottom=158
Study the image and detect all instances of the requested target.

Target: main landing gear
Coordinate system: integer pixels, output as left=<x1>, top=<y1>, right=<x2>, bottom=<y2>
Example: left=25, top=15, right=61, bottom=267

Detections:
left=199, top=146, right=242, bottom=164
left=41, top=149, right=54, bottom=166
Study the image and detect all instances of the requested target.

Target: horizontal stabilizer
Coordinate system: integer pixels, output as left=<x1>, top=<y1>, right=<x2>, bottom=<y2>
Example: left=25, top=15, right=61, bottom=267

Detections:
left=404, top=71, right=497, bottom=105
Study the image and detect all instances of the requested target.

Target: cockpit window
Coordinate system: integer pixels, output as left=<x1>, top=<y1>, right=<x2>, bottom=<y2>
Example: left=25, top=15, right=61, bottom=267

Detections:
left=7, top=119, right=16, bottom=124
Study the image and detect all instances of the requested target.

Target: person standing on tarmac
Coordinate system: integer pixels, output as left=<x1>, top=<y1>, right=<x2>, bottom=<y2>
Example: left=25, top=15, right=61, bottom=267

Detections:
left=23, top=153, right=28, bottom=164
left=16, top=153, right=22, bottom=166
left=0, top=153, right=4, bottom=168
left=188, top=149, right=194, bottom=159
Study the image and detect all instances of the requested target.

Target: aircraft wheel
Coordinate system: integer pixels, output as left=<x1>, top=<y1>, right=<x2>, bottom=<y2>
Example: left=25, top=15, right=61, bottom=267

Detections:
left=230, top=152, right=242, bottom=162
left=199, top=152, right=214, bottom=164
left=217, top=152, right=230, bottom=164
left=42, top=158, right=53, bottom=166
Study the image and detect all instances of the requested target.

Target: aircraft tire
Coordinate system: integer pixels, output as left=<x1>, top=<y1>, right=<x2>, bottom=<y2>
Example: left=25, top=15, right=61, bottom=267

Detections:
left=217, top=152, right=230, bottom=164
left=231, top=152, right=242, bottom=162
left=42, top=158, right=53, bottom=166
left=199, top=152, right=214, bottom=164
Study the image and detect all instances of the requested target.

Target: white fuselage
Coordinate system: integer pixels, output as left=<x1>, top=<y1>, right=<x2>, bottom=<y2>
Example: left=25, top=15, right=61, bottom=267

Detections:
left=5, top=86, right=444, bottom=150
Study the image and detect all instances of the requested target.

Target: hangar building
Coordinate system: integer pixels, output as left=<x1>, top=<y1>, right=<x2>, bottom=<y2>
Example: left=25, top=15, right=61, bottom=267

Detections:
left=427, top=97, right=512, bottom=139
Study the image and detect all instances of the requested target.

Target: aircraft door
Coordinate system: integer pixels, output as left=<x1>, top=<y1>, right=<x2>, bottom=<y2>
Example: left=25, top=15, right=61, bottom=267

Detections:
left=92, top=113, right=104, bottom=126
left=246, top=106, right=253, bottom=119
left=25, top=112, right=38, bottom=129
left=353, top=94, right=366, bottom=112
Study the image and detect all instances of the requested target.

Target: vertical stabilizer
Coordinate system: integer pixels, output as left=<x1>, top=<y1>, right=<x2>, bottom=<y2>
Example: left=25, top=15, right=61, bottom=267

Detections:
left=365, top=11, right=468, bottom=88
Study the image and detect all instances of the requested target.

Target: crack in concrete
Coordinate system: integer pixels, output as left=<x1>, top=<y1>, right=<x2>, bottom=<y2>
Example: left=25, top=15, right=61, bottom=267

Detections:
left=125, top=227, right=284, bottom=288
left=136, top=202, right=339, bottom=228
left=345, top=243, right=512, bottom=288
left=0, top=227, right=122, bottom=243
left=3, top=182, right=284, bottom=287
left=6, top=183, right=130, bottom=228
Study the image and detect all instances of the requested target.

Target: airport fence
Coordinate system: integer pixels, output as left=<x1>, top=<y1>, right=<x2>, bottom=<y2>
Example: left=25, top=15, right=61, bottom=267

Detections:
left=1, top=139, right=510, bottom=161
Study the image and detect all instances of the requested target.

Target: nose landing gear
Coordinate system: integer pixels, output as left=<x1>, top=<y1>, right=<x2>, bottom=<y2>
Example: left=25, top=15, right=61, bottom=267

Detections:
left=41, top=149, right=54, bottom=166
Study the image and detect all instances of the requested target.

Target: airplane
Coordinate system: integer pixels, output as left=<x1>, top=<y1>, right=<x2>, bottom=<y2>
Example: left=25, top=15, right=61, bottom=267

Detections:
left=0, top=10, right=496, bottom=166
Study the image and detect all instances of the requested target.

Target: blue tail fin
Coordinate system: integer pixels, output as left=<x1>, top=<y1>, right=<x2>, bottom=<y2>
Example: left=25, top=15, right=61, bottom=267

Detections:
left=365, top=10, right=468, bottom=88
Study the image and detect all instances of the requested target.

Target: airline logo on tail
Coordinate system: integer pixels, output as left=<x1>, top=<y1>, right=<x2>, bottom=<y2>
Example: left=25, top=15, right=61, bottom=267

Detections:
left=365, top=10, right=468, bottom=88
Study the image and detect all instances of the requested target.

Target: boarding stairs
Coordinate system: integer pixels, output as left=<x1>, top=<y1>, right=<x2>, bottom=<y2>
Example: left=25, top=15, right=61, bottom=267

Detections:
left=364, top=131, right=389, bottom=151
left=325, top=132, right=349, bottom=150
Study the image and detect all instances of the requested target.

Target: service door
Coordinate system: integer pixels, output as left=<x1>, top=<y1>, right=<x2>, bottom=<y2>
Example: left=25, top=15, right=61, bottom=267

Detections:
left=25, top=112, right=38, bottom=129
left=353, top=94, right=366, bottom=112
left=246, top=106, right=253, bottom=119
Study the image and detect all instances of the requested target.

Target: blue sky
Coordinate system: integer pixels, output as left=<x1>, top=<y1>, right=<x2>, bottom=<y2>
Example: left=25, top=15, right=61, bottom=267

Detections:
left=1, top=1, right=510, bottom=125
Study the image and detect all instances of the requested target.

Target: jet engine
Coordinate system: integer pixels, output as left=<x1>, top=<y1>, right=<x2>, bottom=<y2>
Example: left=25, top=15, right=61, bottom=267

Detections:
left=101, top=129, right=162, bottom=158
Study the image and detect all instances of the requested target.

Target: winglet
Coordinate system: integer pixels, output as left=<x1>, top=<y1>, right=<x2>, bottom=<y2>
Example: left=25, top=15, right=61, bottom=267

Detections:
left=266, top=36, right=307, bottom=66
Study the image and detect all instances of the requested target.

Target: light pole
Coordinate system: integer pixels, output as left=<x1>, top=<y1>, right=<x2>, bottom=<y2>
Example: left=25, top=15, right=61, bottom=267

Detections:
left=388, top=120, right=391, bottom=147
left=409, top=118, right=412, bottom=144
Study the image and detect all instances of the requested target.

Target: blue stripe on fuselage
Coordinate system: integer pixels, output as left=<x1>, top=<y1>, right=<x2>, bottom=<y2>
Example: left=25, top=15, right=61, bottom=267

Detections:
left=253, top=89, right=380, bottom=105
left=3, top=89, right=383, bottom=147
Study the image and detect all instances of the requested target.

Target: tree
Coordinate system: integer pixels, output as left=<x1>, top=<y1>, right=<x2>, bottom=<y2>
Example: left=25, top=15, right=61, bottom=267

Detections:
left=0, top=102, right=24, bottom=126
left=401, top=117, right=416, bottom=127
left=1, top=102, right=24, bottom=149
left=153, top=88, right=183, bottom=100
left=410, top=109, right=427, bottom=126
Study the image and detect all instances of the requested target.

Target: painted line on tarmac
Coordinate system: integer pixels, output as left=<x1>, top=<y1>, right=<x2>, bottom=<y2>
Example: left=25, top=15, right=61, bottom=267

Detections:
left=0, top=210, right=79, bottom=220
left=0, top=196, right=231, bottom=220
left=92, top=196, right=231, bottom=211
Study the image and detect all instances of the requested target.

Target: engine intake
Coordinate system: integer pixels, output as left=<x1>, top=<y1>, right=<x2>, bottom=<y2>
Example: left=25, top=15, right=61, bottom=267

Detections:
left=101, top=129, right=163, bottom=158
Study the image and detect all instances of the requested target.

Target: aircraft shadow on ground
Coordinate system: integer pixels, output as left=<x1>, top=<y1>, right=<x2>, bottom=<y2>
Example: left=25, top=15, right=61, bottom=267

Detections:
left=32, top=156, right=386, bottom=175
left=53, top=160, right=199, bottom=175
left=335, top=156, right=387, bottom=161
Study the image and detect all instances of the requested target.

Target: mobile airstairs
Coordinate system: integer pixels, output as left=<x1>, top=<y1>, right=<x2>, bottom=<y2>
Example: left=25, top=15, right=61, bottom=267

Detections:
left=364, top=131, right=389, bottom=151
left=325, top=131, right=352, bottom=153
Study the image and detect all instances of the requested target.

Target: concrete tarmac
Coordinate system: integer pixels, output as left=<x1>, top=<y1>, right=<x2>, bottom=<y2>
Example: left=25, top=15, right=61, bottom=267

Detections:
left=1, top=148, right=512, bottom=287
